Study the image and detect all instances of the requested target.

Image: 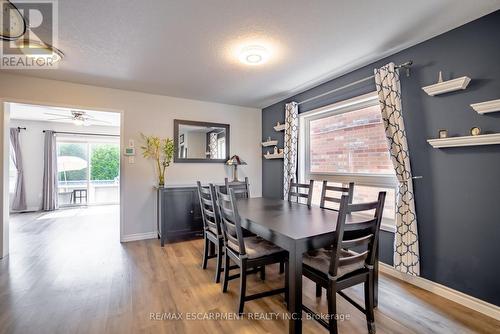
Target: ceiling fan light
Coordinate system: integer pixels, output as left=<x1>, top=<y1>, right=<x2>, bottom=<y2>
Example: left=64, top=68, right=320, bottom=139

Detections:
left=72, top=118, right=84, bottom=126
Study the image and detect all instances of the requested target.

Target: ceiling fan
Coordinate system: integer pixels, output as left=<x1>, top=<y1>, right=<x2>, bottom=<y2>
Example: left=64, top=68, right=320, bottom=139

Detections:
left=44, top=110, right=111, bottom=126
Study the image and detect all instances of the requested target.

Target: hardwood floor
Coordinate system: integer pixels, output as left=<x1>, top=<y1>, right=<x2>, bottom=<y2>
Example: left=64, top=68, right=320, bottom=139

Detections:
left=1, top=206, right=498, bottom=334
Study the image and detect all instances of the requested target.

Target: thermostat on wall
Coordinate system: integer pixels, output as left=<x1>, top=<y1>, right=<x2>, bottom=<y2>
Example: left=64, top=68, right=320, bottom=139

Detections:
left=124, top=147, right=135, bottom=156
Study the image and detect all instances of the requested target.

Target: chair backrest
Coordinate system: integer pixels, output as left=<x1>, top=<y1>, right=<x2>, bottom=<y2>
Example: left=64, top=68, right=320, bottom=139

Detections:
left=196, top=182, right=221, bottom=237
left=216, top=188, right=246, bottom=256
left=320, top=181, right=354, bottom=211
left=328, top=192, right=386, bottom=277
left=224, top=177, right=250, bottom=199
left=288, top=179, right=314, bottom=206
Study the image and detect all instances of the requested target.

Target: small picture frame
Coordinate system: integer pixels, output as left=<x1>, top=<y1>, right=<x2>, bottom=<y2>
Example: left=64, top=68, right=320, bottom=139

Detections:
left=438, top=129, right=448, bottom=139
left=179, top=134, right=184, bottom=144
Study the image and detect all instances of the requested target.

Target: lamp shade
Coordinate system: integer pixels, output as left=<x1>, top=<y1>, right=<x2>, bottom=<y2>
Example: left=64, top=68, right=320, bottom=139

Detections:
left=226, top=155, right=247, bottom=166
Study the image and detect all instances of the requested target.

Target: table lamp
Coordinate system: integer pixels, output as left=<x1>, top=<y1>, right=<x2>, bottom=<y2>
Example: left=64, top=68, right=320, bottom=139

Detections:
left=226, top=155, right=247, bottom=182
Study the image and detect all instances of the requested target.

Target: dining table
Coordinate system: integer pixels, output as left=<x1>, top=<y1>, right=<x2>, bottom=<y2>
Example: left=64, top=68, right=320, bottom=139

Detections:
left=236, top=197, right=379, bottom=334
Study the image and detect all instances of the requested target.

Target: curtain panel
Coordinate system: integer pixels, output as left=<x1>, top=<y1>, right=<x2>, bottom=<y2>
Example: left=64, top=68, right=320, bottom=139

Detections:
left=283, top=102, right=299, bottom=199
left=42, top=130, right=58, bottom=211
left=9, top=128, right=27, bottom=211
left=374, top=62, right=420, bottom=276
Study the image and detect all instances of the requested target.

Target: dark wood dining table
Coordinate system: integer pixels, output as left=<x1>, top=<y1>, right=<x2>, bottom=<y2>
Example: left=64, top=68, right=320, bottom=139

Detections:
left=236, top=197, right=378, bottom=334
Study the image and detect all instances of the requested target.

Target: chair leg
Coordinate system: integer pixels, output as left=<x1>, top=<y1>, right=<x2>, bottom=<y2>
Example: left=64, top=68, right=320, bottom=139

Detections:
left=202, top=236, right=209, bottom=269
left=365, top=271, right=376, bottom=334
left=215, top=241, right=223, bottom=283
left=238, top=260, right=247, bottom=315
left=327, top=283, right=338, bottom=334
left=279, top=261, right=285, bottom=274
left=222, top=251, right=230, bottom=293
left=260, top=265, right=266, bottom=281
left=316, top=283, right=322, bottom=297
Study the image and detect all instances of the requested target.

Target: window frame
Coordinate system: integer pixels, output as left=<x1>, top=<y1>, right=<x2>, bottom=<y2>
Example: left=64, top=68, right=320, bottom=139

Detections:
left=298, top=92, right=397, bottom=232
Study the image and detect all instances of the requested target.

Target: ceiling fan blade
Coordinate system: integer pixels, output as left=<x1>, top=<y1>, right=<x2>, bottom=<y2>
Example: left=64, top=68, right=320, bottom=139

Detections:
left=44, top=112, right=70, bottom=117
left=47, top=118, right=72, bottom=121
left=87, top=118, right=111, bottom=124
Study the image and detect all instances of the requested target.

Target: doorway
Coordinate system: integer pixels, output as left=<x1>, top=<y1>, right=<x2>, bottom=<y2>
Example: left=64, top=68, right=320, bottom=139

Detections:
left=1, top=101, right=123, bottom=258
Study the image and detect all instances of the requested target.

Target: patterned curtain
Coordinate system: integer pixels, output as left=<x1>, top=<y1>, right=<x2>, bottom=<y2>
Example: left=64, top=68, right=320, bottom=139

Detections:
left=283, top=102, right=299, bottom=199
left=209, top=132, right=218, bottom=159
left=374, top=63, right=420, bottom=276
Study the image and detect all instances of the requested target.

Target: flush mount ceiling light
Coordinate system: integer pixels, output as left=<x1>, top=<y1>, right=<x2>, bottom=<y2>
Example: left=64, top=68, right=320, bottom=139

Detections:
left=0, top=0, right=27, bottom=41
left=238, top=45, right=270, bottom=65
left=16, top=39, right=64, bottom=63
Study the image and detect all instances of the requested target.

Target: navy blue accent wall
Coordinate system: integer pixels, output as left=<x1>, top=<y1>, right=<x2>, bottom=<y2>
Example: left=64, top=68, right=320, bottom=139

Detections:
left=261, top=11, right=500, bottom=306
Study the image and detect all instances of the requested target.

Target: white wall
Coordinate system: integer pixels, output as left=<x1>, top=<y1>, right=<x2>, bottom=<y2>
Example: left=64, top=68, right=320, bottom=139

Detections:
left=9, top=119, right=119, bottom=211
left=0, top=73, right=262, bottom=244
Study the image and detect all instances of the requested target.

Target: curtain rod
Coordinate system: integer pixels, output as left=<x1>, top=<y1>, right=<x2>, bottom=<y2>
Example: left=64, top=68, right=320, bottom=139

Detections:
left=42, top=130, right=119, bottom=137
left=17, top=127, right=27, bottom=131
left=297, top=61, right=413, bottom=106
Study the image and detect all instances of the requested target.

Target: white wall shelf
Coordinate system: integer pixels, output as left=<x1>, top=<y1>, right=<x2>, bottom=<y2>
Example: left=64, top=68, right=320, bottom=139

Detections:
left=422, top=76, right=471, bottom=96
left=470, top=99, right=500, bottom=114
left=274, top=124, right=286, bottom=131
left=261, top=140, right=278, bottom=147
left=263, top=152, right=284, bottom=159
left=427, top=133, right=500, bottom=148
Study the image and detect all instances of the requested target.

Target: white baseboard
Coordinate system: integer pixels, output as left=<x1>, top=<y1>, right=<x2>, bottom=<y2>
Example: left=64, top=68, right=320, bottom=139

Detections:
left=380, top=263, right=500, bottom=321
left=121, top=231, right=157, bottom=242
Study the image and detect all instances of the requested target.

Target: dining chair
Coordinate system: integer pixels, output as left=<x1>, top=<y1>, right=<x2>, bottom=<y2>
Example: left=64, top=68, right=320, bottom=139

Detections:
left=302, top=192, right=386, bottom=334
left=197, top=182, right=225, bottom=283
left=320, top=181, right=354, bottom=210
left=224, top=177, right=250, bottom=199
left=288, top=179, right=314, bottom=205
left=217, top=188, right=289, bottom=314
left=314, top=181, right=355, bottom=296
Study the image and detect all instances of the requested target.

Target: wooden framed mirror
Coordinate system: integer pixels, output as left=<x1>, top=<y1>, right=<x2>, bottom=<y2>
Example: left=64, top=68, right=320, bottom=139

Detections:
left=173, top=119, right=230, bottom=163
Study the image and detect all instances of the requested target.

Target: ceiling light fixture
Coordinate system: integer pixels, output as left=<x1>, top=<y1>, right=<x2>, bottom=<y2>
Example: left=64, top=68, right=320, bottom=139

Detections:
left=0, top=0, right=27, bottom=41
left=239, top=45, right=269, bottom=65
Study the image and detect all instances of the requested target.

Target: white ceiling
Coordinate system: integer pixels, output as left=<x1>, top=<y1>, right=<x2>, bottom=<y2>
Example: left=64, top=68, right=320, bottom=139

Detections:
left=9, top=103, right=121, bottom=126
left=4, top=0, right=500, bottom=108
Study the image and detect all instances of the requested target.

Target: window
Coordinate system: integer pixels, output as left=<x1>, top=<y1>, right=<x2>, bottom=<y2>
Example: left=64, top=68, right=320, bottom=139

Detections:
left=299, top=92, right=397, bottom=230
left=56, top=135, right=120, bottom=206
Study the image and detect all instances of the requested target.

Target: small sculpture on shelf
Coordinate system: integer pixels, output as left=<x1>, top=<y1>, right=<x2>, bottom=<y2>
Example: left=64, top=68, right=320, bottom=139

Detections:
left=273, top=146, right=278, bottom=155
left=438, top=129, right=448, bottom=139
left=437, top=71, right=444, bottom=83
left=470, top=127, right=481, bottom=136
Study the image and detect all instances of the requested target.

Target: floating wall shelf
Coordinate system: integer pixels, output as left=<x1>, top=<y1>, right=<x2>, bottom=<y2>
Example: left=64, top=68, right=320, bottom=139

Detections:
left=470, top=99, right=500, bottom=114
left=274, top=124, right=286, bottom=131
left=427, top=133, right=500, bottom=148
left=263, top=152, right=284, bottom=159
left=261, top=140, right=278, bottom=147
left=422, top=76, right=471, bottom=96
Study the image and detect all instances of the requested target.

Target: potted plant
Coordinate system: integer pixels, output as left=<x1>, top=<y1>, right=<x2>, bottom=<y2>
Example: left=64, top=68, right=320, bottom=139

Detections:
left=140, top=134, right=174, bottom=187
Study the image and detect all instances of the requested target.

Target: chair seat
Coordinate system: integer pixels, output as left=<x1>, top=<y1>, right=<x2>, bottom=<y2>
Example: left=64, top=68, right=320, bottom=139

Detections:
left=303, top=249, right=366, bottom=278
left=228, top=236, right=286, bottom=259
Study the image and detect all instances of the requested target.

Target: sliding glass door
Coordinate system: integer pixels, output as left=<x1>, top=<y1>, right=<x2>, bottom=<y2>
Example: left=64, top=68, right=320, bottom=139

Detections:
left=56, top=135, right=119, bottom=206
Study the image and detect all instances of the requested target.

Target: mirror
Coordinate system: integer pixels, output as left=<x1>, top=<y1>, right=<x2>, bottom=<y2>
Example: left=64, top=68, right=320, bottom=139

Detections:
left=174, top=119, right=230, bottom=163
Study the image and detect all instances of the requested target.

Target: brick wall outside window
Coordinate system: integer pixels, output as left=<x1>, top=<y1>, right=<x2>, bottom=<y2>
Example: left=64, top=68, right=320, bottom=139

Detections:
left=307, top=104, right=396, bottom=221
left=309, top=104, right=394, bottom=175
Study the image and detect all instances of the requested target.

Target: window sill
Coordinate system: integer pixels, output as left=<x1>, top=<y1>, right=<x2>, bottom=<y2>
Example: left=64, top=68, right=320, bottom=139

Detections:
left=380, top=219, right=395, bottom=233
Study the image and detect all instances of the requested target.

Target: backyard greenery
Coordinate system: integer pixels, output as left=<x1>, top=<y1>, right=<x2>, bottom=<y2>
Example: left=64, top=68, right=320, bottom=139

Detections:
left=58, top=143, right=120, bottom=182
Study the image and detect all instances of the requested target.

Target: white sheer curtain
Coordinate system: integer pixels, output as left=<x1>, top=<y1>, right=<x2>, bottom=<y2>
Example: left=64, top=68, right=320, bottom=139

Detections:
left=374, top=62, right=420, bottom=276
left=283, top=102, right=299, bottom=199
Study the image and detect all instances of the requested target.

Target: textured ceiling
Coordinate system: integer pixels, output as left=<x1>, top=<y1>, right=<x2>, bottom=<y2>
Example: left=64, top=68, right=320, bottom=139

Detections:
left=3, top=0, right=500, bottom=108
